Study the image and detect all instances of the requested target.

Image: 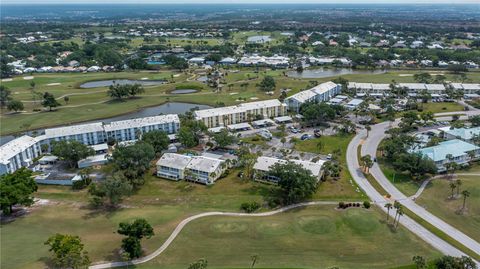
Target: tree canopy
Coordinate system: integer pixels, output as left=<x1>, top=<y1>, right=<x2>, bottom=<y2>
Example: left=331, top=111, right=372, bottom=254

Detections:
left=269, top=162, right=318, bottom=205
left=141, top=130, right=170, bottom=154
left=111, top=143, right=155, bottom=187
left=258, top=76, right=276, bottom=92
left=0, top=168, right=37, bottom=215
left=51, top=140, right=95, bottom=168
left=44, top=234, right=90, bottom=269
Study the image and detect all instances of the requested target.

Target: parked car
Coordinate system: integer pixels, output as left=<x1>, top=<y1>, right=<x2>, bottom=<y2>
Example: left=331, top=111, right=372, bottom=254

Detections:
left=289, top=126, right=299, bottom=133
left=326, top=154, right=332, bottom=160
left=300, top=134, right=312, bottom=141
left=314, top=129, right=322, bottom=137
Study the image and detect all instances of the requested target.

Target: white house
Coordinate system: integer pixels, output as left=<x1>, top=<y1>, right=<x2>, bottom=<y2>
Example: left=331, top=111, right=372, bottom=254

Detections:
left=156, top=153, right=192, bottom=180
left=415, top=139, right=480, bottom=172
left=253, top=156, right=325, bottom=183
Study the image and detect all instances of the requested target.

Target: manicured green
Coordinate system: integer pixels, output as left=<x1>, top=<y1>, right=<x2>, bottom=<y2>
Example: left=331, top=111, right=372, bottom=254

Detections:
left=133, top=206, right=440, bottom=269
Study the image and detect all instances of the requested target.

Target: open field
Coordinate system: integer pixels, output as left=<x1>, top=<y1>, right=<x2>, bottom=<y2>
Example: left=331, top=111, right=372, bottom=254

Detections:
left=134, top=206, right=440, bottom=269
left=416, top=165, right=480, bottom=242
left=0, top=165, right=360, bottom=269
left=2, top=69, right=479, bottom=135
left=377, top=158, right=422, bottom=197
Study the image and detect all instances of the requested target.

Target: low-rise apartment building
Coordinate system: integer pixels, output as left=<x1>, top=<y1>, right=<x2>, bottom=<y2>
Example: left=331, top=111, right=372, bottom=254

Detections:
left=0, top=135, right=43, bottom=175
left=194, top=99, right=287, bottom=128
left=253, top=156, right=325, bottom=183
left=284, top=81, right=341, bottom=112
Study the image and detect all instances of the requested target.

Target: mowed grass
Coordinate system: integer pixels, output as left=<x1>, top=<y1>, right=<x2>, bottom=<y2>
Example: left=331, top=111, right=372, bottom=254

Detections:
left=134, top=206, right=440, bottom=269
left=295, top=134, right=365, bottom=200
left=377, top=158, right=421, bottom=197
left=416, top=172, right=480, bottom=242
left=0, top=158, right=375, bottom=269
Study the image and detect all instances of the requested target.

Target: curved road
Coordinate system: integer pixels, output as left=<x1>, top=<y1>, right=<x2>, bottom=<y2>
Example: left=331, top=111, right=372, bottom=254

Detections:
left=89, top=201, right=338, bottom=269
left=361, top=121, right=480, bottom=255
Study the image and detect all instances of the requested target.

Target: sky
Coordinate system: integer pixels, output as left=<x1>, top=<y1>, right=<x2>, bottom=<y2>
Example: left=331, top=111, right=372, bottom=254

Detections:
left=2, top=0, right=479, bottom=4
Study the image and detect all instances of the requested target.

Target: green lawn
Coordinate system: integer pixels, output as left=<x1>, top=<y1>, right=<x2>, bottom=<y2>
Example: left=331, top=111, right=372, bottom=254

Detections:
left=133, top=206, right=440, bottom=269
left=416, top=171, right=480, bottom=242
left=295, top=134, right=365, bottom=200
left=0, top=165, right=360, bottom=269
left=377, top=158, right=422, bottom=197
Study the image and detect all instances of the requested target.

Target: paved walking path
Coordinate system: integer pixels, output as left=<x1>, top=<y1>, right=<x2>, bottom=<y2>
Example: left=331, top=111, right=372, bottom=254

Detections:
left=89, top=201, right=339, bottom=269
left=410, top=179, right=431, bottom=200
left=351, top=120, right=480, bottom=262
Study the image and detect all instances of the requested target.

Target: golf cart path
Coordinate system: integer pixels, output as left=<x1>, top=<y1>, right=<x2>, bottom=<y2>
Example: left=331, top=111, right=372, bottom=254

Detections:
left=89, top=201, right=339, bottom=269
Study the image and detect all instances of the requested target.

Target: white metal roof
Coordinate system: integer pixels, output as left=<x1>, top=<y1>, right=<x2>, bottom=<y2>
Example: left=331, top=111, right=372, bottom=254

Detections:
left=227, top=122, right=252, bottom=130
left=398, top=83, right=427, bottom=90
left=371, top=83, right=391, bottom=90
left=186, top=156, right=223, bottom=173
left=253, top=156, right=324, bottom=177
left=274, top=116, right=293, bottom=122
left=104, top=114, right=179, bottom=132
left=0, top=135, right=39, bottom=164
left=45, top=122, right=104, bottom=138
left=156, top=153, right=192, bottom=170
left=194, top=99, right=282, bottom=119
left=461, top=84, right=480, bottom=91
left=425, top=84, right=446, bottom=91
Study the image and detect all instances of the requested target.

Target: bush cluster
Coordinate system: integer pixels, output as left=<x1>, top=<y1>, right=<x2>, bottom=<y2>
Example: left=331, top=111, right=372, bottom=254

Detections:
left=338, top=202, right=361, bottom=209
left=240, top=201, right=261, bottom=213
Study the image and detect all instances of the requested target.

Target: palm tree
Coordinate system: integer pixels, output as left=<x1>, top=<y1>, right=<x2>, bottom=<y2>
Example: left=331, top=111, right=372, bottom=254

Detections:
left=395, top=207, right=404, bottom=229
left=412, top=256, right=426, bottom=269
left=456, top=179, right=462, bottom=196
left=393, top=201, right=401, bottom=226
left=449, top=181, right=457, bottom=199
left=461, top=190, right=470, bottom=211
left=251, top=255, right=258, bottom=268
left=365, top=125, right=371, bottom=137
left=384, top=203, right=393, bottom=222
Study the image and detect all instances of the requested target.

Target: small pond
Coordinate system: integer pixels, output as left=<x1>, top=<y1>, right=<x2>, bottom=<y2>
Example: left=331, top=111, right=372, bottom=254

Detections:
left=287, top=68, right=386, bottom=79
left=80, top=79, right=166, bottom=88
left=170, top=89, right=199, bottom=94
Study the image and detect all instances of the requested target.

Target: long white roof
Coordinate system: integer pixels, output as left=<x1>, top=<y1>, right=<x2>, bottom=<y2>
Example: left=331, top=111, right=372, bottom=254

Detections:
left=45, top=122, right=104, bottom=138
left=0, top=135, right=39, bottom=164
left=286, top=81, right=338, bottom=103
left=186, top=156, right=223, bottom=173
left=104, top=114, right=179, bottom=132
left=156, top=153, right=192, bottom=170
left=253, top=156, right=325, bottom=177
left=425, top=84, right=446, bottom=91
left=194, top=99, right=282, bottom=119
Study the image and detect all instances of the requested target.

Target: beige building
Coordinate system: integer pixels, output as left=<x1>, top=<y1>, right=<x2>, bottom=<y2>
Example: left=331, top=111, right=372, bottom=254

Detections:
left=194, top=99, right=287, bottom=128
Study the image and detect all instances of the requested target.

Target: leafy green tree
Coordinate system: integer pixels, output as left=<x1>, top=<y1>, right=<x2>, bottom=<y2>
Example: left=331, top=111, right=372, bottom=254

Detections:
left=178, top=126, right=198, bottom=148
left=435, top=255, right=476, bottom=269
left=0, top=85, right=12, bottom=108
left=118, top=218, right=155, bottom=259
left=0, top=168, right=37, bottom=215
left=0, top=54, right=14, bottom=78
left=269, top=162, right=318, bottom=205
left=126, top=57, right=147, bottom=70
left=126, top=84, right=145, bottom=98
left=111, top=143, right=155, bottom=187
left=88, top=174, right=132, bottom=207
left=258, top=76, right=276, bottom=92
left=141, top=130, right=170, bottom=154
left=107, top=84, right=130, bottom=100
left=51, top=140, right=95, bottom=168
left=360, top=155, right=374, bottom=173
left=392, top=153, right=437, bottom=180
left=7, top=99, right=24, bottom=112
left=44, top=234, right=90, bottom=269
left=413, top=73, right=432, bottom=83
left=42, top=92, right=61, bottom=111
left=447, top=64, right=468, bottom=74
left=412, top=255, right=426, bottom=269
left=212, top=129, right=235, bottom=148
left=300, top=102, right=336, bottom=126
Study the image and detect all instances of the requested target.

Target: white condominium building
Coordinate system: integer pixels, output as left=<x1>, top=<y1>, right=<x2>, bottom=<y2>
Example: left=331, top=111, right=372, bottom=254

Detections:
left=284, top=81, right=341, bottom=112
left=104, top=114, right=180, bottom=142
left=45, top=122, right=106, bottom=146
left=194, top=99, right=287, bottom=128
left=0, top=135, right=43, bottom=175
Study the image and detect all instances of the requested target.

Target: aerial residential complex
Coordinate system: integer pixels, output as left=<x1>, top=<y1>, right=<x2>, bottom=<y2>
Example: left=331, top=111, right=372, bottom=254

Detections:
left=0, top=114, right=180, bottom=175
left=348, top=82, right=480, bottom=98
left=194, top=99, right=287, bottom=128
left=156, top=153, right=226, bottom=184
left=253, top=156, right=326, bottom=183
left=284, top=81, right=342, bottom=112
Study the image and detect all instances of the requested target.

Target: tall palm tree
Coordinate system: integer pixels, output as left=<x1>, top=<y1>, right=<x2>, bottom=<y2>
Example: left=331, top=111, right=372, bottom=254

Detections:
left=456, top=180, right=462, bottom=196
left=393, top=201, right=401, bottom=226
left=384, top=203, right=393, bottom=222
left=365, top=125, right=371, bottom=137
left=395, top=207, right=404, bottom=229
left=461, top=190, right=470, bottom=211
left=449, top=181, right=457, bottom=199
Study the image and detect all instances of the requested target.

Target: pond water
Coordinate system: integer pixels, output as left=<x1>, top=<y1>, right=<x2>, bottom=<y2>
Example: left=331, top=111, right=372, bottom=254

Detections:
left=79, top=79, right=166, bottom=88
left=171, top=89, right=199, bottom=94
left=197, top=76, right=208, bottom=82
left=287, top=68, right=386, bottom=78
left=247, top=35, right=272, bottom=43
left=0, top=102, right=212, bottom=145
